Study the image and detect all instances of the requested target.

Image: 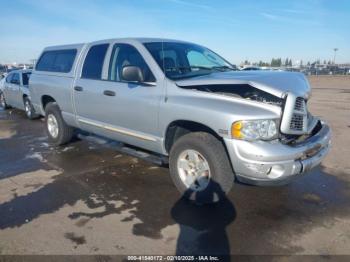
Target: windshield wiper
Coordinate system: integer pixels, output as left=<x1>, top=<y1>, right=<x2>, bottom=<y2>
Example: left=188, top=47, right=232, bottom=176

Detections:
left=166, top=65, right=235, bottom=72
left=166, top=66, right=212, bottom=71
left=211, top=65, right=236, bottom=71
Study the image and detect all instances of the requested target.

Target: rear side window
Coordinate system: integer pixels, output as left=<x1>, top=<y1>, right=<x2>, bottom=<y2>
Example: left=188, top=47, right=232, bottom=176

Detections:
left=81, top=44, right=109, bottom=79
left=36, top=52, right=56, bottom=71
left=36, top=49, right=77, bottom=73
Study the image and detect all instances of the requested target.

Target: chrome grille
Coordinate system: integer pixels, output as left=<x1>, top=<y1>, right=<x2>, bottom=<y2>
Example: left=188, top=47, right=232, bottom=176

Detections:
left=290, top=114, right=304, bottom=131
left=294, top=97, right=305, bottom=111
left=280, top=93, right=308, bottom=135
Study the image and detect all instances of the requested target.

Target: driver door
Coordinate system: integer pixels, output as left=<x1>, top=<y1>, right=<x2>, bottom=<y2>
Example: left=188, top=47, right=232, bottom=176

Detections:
left=3, top=73, right=14, bottom=105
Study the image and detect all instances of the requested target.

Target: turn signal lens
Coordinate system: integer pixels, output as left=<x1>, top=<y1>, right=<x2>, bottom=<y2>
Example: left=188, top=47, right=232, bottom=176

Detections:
left=231, top=121, right=243, bottom=139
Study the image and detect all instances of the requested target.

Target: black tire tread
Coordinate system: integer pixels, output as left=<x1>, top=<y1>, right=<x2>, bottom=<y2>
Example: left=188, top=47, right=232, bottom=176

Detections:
left=23, top=97, right=39, bottom=120
left=0, top=91, right=9, bottom=109
left=45, top=102, right=74, bottom=146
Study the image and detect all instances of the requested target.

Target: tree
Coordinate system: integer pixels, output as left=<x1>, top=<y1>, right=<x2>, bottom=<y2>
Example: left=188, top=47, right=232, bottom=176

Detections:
left=270, top=58, right=282, bottom=67
left=258, top=61, right=269, bottom=67
left=288, top=59, right=292, bottom=66
left=284, top=58, right=289, bottom=66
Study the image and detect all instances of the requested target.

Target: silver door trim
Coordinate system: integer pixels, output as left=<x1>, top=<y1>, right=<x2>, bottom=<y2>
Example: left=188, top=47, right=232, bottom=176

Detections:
left=78, top=118, right=157, bottom=142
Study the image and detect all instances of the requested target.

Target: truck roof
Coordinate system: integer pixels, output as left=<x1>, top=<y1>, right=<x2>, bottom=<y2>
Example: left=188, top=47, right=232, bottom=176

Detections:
left=42, top=37, right=192, bottom=51
left=7, top=69, right=32, bottom=74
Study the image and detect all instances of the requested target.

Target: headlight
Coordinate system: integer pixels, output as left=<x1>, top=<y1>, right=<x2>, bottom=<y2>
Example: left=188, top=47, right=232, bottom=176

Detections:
left=231, top=119, right=278, bottom=141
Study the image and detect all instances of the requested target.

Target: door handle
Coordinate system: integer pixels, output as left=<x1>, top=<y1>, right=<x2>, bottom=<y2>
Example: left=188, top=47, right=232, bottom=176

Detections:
left=103, top=90, right=116, bottom=96
left=74, top=86, right=83, bottom=92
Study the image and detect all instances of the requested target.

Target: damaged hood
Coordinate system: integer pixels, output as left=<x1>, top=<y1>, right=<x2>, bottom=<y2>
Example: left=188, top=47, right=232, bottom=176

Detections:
left=175, top=70, right=311, bottom=99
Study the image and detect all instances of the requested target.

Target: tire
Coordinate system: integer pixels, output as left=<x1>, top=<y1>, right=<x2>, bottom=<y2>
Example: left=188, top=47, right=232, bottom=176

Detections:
left=169, top=132, right=234, bottom=204
left=45, top=102, right=74, bottom=146
left=23, top=97, right=39, bottom=120
left=0, top=91, right=9, bottom=109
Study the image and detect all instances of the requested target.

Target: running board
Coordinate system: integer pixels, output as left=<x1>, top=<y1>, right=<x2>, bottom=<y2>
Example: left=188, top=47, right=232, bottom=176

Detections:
left=77, top=133, right=169, bottom=166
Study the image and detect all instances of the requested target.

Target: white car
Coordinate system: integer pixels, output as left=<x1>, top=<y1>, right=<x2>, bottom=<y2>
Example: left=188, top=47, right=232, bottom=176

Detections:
left=0, top=69, right=39, bottom=119
left=0, top=77, right=5, bottom=92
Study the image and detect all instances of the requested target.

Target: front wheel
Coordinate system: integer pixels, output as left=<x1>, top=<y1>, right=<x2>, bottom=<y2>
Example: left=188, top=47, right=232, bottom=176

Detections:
left=0, top=92, right=9, bottom=109
left=169, top=132, right=234, bottom=204
left=23, top=97, right=39, bottom=120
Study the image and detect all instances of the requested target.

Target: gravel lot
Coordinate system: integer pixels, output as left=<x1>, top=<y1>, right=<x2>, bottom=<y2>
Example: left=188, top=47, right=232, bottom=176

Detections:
left=0, top=75, right=349, bottom=256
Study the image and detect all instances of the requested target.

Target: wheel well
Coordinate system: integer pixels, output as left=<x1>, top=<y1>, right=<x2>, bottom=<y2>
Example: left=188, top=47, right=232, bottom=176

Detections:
left=164, top=120, right=221, bottom=153
left=41, top=95, right=56, bottom=110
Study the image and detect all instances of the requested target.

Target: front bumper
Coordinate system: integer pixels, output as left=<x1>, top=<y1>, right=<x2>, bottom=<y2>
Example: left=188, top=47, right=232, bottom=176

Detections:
left=224, top=121, right=331, bottom=186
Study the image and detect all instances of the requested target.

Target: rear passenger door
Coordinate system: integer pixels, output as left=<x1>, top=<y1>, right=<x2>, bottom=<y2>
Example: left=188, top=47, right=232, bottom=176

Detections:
left=73, top=42, right=161, bottom=151
left=73, top=43, right=110, bottom=134
left=8, top=73, right=21, bottom=107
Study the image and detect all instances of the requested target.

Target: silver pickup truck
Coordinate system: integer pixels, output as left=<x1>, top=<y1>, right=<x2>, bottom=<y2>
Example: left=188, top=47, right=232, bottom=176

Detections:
left=29, top=38, right=331, bottom=203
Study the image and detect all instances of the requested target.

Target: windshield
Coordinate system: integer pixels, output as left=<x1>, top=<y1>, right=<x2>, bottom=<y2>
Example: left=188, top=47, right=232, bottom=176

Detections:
left=144, top=42, right=235, bottom=80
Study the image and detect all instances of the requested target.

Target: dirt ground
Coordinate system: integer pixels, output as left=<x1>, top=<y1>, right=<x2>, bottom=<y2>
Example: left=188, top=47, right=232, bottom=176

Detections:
left=0, top=75, right=349, bottom=257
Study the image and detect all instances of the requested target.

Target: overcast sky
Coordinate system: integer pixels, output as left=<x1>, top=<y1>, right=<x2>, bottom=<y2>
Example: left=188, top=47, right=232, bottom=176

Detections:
left=0, top=0, right=349, bottom=64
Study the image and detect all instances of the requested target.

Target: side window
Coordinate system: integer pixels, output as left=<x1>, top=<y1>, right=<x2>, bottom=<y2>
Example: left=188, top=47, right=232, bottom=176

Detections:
left=36, top=51, right=56, bottom=71
left=108, top=44, right=155, bottom=82
left=36, top=49, right=77, bottom=73
left=5, top=74, right=13, bottom=83
left=11, top=73, right=20, bottom=85
left=22, top=73, right=31, bottom=86
left=81, top=44, right=109, bottom=79
left=52, top=50, right=76, bottom=72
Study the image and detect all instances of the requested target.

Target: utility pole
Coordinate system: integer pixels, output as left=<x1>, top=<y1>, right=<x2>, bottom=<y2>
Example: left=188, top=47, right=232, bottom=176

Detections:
left=333, top=48, right=338, bottom=64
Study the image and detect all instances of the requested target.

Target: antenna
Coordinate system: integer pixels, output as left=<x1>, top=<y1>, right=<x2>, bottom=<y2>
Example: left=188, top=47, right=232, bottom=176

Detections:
left=333, top=48, right=338, bottom=64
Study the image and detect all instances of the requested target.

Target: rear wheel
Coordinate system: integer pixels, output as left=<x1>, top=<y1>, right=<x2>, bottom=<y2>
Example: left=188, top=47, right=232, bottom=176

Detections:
left=0, top=92, right=9, bottom=109
left=45, top=102, right=74, bottom=146
left=23, top=97, right=39, bottom=120
left=169, top=132, right=234, bottom=204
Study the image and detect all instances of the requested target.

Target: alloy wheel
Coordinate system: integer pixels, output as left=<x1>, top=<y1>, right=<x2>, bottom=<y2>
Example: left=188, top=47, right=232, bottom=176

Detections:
left=47, top=114, right=59, bottom=138
left=177, top=149, right=211, bottom=191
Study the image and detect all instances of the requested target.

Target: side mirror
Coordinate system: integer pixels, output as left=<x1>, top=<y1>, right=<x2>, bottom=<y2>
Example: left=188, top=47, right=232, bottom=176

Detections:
left=122, top=66, right=144, bottom=83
